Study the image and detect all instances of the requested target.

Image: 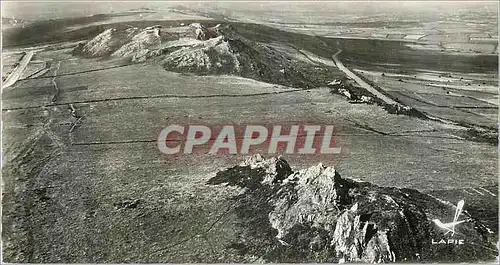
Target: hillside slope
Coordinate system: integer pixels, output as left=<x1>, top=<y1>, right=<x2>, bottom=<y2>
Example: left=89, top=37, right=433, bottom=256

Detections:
left=72, top=23, right=341, bottom=88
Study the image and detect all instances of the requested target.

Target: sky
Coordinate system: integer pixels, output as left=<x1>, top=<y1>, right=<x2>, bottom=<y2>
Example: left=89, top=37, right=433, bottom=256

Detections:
left=2, top=1, right=498, bottom=21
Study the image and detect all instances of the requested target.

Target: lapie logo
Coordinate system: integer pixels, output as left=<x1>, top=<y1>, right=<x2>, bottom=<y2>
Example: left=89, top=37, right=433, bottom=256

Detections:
left=431, top=200, right=467, bottom=245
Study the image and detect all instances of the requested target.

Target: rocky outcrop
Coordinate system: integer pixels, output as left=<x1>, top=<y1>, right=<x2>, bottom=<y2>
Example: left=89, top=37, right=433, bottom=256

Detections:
left=73, top=23, right=338, bottom=88
left=111, top=27, right=162, bottom=59
left=208, top=155, right=497, bottom=263
left=328, top=78, right=428, bottom=118
left=72, top=26, right=167, bottom=59
left=161, top=25, right=337, bottom=88
left=162, top=35, right=239, bottom=74
left=72, top=28, right=138, bottom=58
left=189, top=23, right=220, bottom=40
left=208, top=155, right=292, bottom=189
left=328, top=78, right=375, bottom=104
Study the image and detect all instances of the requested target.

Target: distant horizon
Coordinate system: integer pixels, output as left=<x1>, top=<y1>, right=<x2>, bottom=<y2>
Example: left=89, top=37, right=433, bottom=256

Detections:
left=2, top=1, right=498, bottom=21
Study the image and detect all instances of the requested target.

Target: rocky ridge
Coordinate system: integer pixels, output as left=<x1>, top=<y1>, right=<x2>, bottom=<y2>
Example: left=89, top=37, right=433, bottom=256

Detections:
left=73, top=23, right=339, bottom=88
left=207, top=155, right=497, bottom=263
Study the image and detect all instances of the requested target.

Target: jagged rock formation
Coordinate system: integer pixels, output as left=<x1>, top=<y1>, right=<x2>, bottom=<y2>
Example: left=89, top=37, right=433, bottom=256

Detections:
left=208, top=155, right=497, bottom=263
left=162, top=35, right=237, bottom=73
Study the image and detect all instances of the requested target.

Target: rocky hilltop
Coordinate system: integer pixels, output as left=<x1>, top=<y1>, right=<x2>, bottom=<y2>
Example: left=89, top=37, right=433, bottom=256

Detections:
left=72, top=25, right=167, bottom=59
left=72, top=23, right=339, bottom=88
left=207, top=155, right=498, bottom=263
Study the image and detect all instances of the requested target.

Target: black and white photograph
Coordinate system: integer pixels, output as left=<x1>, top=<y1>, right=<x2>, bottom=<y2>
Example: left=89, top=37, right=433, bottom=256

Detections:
left=1, top=1, right=498, bottom=263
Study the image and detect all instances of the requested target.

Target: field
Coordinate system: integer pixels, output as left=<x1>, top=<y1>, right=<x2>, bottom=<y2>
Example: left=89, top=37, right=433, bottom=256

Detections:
left=352, top=67, right=498, bottom=128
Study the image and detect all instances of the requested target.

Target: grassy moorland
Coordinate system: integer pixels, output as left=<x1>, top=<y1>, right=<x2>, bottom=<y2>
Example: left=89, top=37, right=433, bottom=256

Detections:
left=2, top=12, right=497, bottom=263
